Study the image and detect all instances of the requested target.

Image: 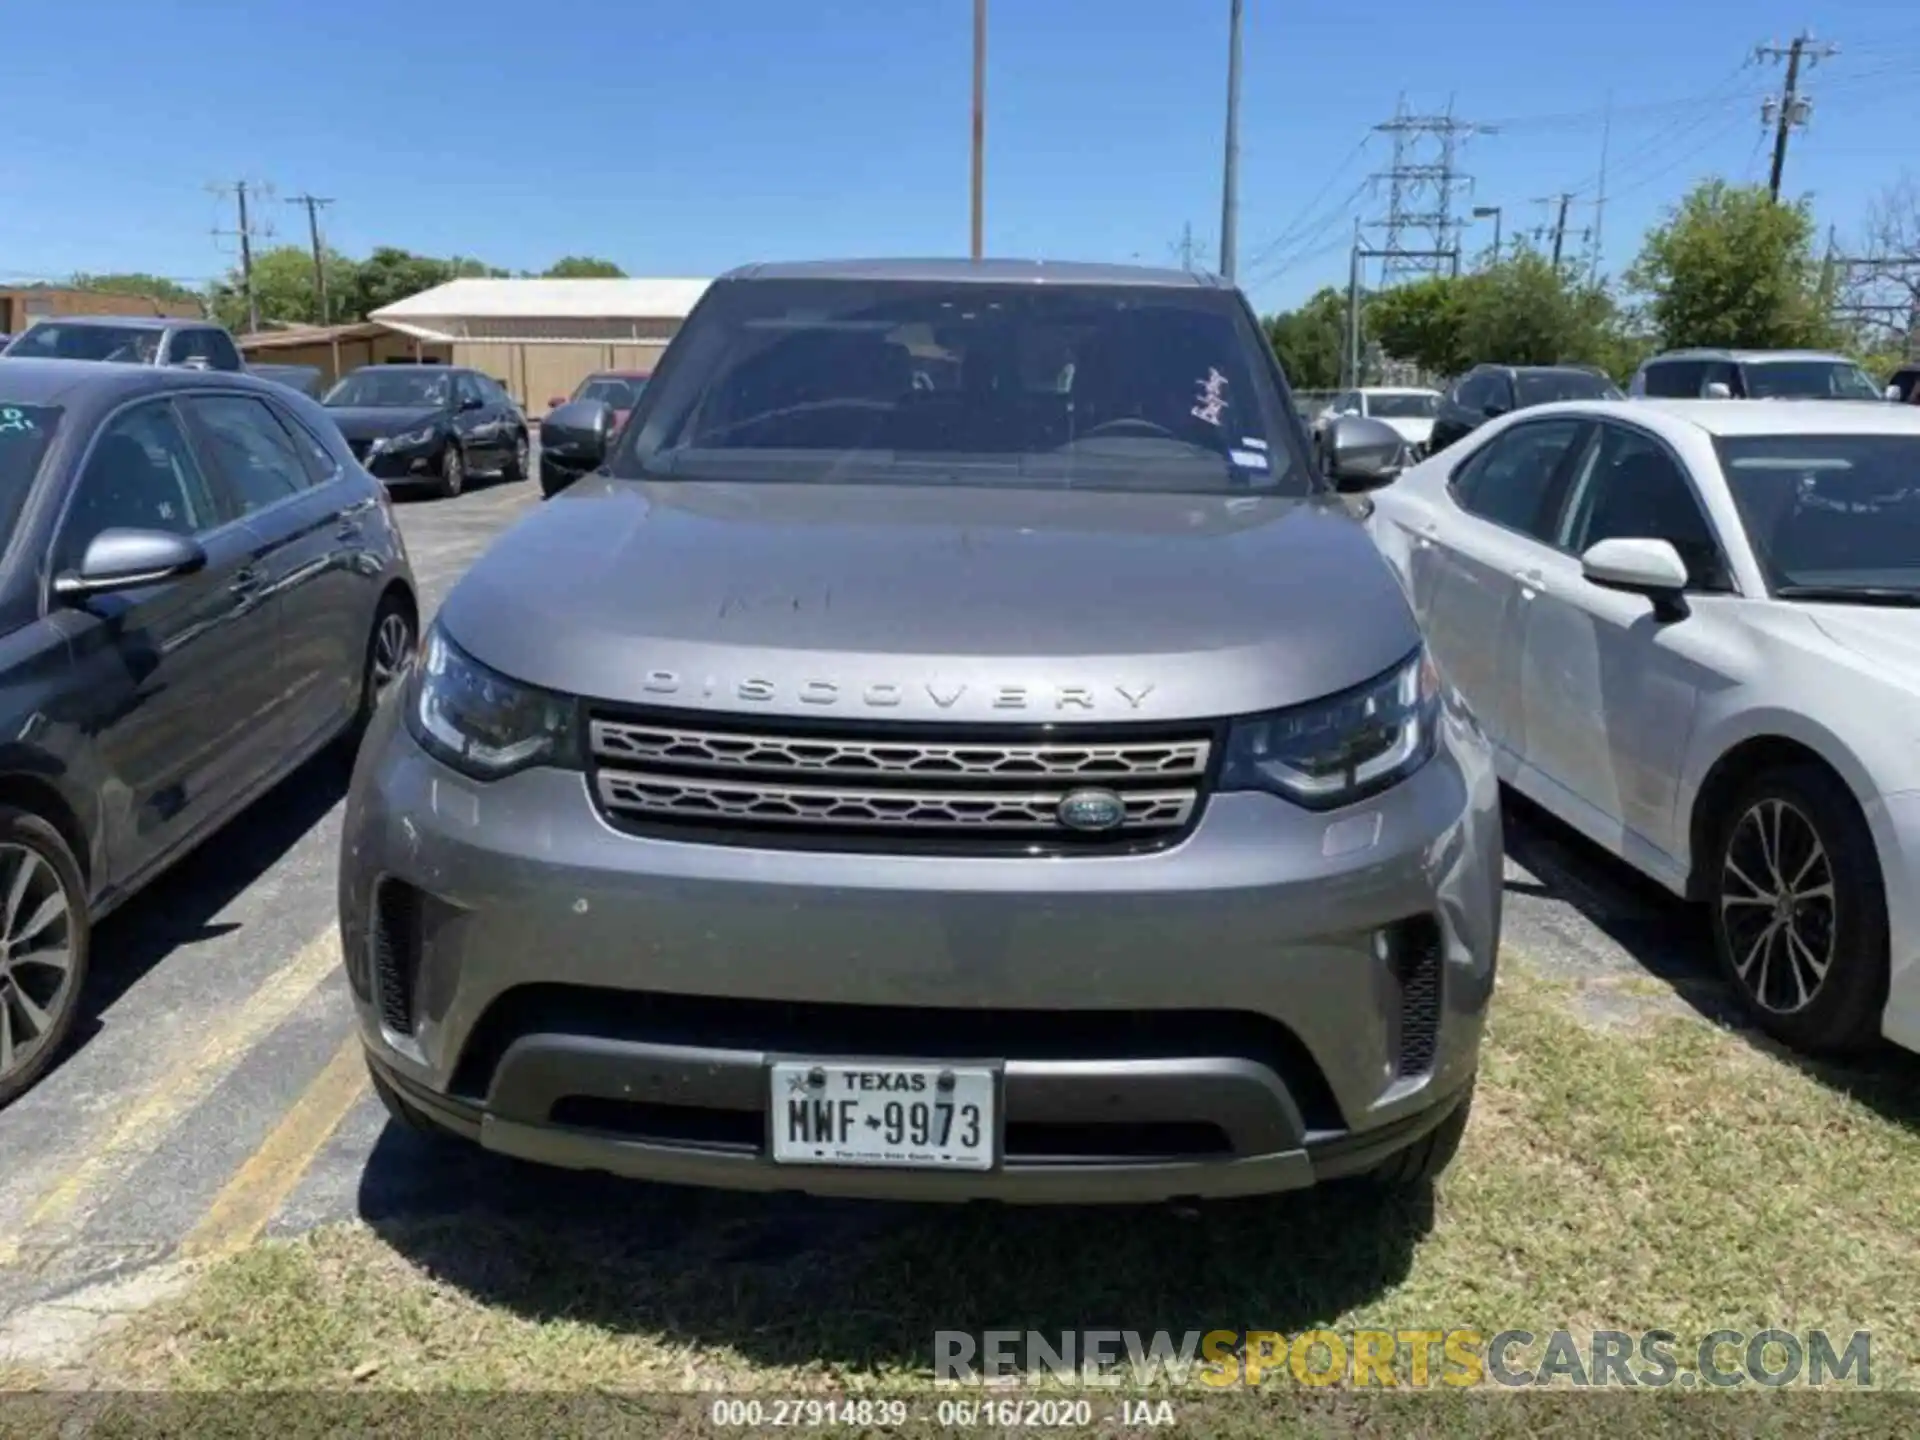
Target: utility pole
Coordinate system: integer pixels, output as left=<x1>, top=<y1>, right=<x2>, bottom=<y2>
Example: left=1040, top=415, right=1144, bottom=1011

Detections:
left=211, top=179, right=272, bottom=334
left=1589, top=91, right=1612, bottom=282
left=1550, top=192, right=1572, bottom=268
left=970, top=0, right=986, bottom=259
left=1757, top=32, right=1838, bottom=202
left=1177, top=221, right=1196, bottom=271
left=1219, top=0, right=1243, bottom=281
left=1345, top=218, right=1362, bottom=388
left=286, top=194, right=334, bottom=326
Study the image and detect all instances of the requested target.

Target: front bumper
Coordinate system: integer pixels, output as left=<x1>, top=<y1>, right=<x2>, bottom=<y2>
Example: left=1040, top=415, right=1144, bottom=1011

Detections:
left=350, top=438, right=440, bottom=481
left=339, top=697, right=1503, bottom=1201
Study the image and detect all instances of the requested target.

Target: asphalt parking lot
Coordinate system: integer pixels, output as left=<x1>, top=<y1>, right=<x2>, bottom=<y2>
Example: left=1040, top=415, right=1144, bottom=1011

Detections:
left=0, top=463, right=1736, bottom=1326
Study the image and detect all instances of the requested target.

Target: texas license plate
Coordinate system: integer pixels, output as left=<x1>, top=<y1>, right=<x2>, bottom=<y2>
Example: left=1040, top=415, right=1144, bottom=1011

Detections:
left=769, top=1061, right=996, bottom=1170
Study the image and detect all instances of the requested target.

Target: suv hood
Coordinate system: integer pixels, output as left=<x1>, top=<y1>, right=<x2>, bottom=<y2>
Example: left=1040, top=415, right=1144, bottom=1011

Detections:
left=325, top=405, right=443, bottom=439
left=439, top=479, right=1422, bottom=724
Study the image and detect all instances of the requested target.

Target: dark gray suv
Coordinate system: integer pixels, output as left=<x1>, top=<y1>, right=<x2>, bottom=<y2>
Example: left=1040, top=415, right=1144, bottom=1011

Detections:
left=0, top=359, right=416, bottom=1106
left=340, top=259, right=1502, bottom=1202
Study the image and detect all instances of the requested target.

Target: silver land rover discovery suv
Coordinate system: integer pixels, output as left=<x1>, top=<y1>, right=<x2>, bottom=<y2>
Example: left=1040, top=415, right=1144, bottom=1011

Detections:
left=340, top=259, right=1503, bottom=1203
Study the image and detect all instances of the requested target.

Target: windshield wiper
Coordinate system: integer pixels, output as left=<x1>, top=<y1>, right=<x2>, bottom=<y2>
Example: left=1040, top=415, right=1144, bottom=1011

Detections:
left=1774, top=584, right=1920, bottom=605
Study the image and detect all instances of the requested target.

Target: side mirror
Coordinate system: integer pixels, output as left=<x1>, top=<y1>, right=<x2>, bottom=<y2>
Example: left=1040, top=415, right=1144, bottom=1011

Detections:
left=1702, top=381, right=1733, bottom=399
left=52, top=529, right=207, bottom=600
left=459, top=394, right=485, bottom=412
left=1481, top=400, right=1508, bottom=419
left=1326, top=415, right=1407, bottom=493
left=1887, top=384, right=1903, bottom=402
left=1580, top=537, right=1689, bottom=620
left=540, top=399, right=615, bottom=469
left=548, top=395, right=569, bottom=410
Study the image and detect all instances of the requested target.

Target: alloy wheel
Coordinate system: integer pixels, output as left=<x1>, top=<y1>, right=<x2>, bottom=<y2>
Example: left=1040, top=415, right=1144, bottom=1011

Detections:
left=371, top=611, right=413, bottom=698
left=515, top=435, right=529, bottom=477
left=1719, top=798, right=1836, bottom=1015
left=0, top=844, right=76, bottom=1084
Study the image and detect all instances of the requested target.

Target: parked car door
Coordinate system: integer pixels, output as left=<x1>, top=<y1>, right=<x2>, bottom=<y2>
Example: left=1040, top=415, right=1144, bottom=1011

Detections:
left=1415, top=416, right=1592, bottom=763
left=1511, top=419, right=1736, bottom=862
left=450, top=373, right=502, bottom=468
left=181, top=392, right=365, bottom=755
left=49, top=398, right=280, bottom=891
left=1430, top=372, right=1492, bottom=454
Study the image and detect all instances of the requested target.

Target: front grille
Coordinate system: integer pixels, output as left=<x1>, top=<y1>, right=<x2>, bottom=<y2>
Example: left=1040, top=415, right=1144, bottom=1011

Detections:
left=586, top=710, right=1214, bottom=853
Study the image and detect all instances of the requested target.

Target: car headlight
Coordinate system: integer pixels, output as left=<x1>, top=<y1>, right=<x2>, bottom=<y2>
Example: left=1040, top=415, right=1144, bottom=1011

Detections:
left=1219, top=647, right=1441, bottom=809
left=405, top=623, right=580, bottom=780
left=371, top=425, right=437, bottom=454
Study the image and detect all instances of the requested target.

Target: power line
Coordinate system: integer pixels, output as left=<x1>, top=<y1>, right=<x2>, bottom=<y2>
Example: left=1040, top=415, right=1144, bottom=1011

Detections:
left=1241, top=133, right=1371, bottom=273
left=1756, top=31, right=1839, bottom=201
left=1242, top=177, right=1374, bottom=285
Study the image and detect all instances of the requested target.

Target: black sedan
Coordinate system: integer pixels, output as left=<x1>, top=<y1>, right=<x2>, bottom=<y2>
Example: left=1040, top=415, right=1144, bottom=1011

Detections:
left=321, top=365, right=529, bottom=499
left=1426, top=364, right=1623, bottom=455
left=0, top=359, right=417, bottom=1106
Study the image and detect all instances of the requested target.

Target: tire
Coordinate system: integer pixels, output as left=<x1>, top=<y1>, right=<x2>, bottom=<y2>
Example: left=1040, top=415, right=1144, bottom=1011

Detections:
left=1360, top=1081, right=1474, bottom=1189
left=0, top=808, right=91, bottom=1111
left=435, top=443, right=466, bottom=499
left=1706, top=764, right=1888, bottom=1055
left=343, top=592, right=416, bottom=746
left=503, top=431, right=530, bottom=483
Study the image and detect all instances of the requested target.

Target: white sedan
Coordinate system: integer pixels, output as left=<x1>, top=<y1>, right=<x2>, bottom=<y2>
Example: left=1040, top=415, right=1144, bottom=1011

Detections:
left=1313, top=387, right=1440, bottom=466
left=1367, top=397, right=1920, bottom=1057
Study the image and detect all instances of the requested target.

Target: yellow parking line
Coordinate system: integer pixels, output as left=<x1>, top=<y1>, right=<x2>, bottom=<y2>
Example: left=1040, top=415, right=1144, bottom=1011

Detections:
left=0, top=930, right=342, bottom=1268
left=177, top=1031, right=369, bottom=1261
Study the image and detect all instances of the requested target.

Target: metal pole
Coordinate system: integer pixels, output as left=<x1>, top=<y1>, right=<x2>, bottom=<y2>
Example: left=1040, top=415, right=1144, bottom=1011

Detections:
left=1345, top=219, right=1362, bottom=388
left=235, top=181, right=259, bottom=334
left=970, top=0, right=986, bottom=259
left=1219, top=0, right=1243, bottom=280
left=1492, top=209, right=1502, bottom=260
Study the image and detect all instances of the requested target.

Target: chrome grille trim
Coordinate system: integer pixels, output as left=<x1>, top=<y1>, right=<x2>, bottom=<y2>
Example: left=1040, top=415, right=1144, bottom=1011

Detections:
left=596, top=772, right=1197, bottom=831
left=589, top=719, right=1210, bottom=781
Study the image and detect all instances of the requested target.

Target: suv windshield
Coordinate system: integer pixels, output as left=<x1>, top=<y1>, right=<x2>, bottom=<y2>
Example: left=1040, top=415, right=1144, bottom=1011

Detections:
left=578, top=376, right=645, bottom=408
left=1744, top=361, right=1882, bottom=401
left=5, top=323, right=159, bottom=364
left=325, top=368, right=451, bottom=407
left=616, top=278, right=1309, bottom=494
left=1718, top=433, right=1920, bottom=594
left=1367, top=392, right=1437, bottom=418
left=1516, top=370, right=1621, bottom=405
left=0, top=405, right=61, bottom=543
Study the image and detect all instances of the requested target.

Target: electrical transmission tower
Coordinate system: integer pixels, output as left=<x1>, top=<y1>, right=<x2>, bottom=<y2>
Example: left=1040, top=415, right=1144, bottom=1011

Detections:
left=1366, top=98, right=1493, bottom=285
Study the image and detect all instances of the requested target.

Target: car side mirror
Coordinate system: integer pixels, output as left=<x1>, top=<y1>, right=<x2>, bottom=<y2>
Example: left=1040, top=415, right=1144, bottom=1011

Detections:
left=52, top=529, right=207, bottom=601
left=1326, top=415, right=1406, bottom=493
left=1580, top=537, right=1690, bottom=620
left=459, top=394, right=485, bottom=412
left=1702, top=381, right=1733, bottom=399
left=540, top=399, right=615, bottom=469
left=548, top=395, right=569, bottom=409
left=1887, top=384, right=1903, bottom=402
left=1481, top=399, right=1508, bottom=419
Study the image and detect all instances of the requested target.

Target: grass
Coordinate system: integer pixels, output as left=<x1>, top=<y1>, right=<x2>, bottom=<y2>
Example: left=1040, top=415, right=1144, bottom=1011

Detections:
left=14, top=961, right=1920, bottom=1434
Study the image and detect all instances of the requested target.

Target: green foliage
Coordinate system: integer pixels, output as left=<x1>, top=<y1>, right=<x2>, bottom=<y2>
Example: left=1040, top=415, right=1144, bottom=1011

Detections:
left=1458, top=251, right=1619, bottom=369
left=542, top=256, right=626, bottom=278
left=209, top=245, right=362, bottom=332
left=1627, top=180, right=1837, bottom=350
left=1367, top=276, right=1472, bottom=377
left=1262, top=286, right=1351, bottom=390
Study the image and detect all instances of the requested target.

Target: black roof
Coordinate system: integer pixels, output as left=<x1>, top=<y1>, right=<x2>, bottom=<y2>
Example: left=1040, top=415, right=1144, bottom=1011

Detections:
left=13, top=313, right=204, bottom=331
left=0, top=356, right=289, bottom=407
left=716, top=257, right=1228, bottom=289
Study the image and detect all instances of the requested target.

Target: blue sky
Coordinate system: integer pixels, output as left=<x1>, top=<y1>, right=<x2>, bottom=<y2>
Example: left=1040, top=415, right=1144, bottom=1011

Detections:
left=6, top=0, right=1914, bottom=314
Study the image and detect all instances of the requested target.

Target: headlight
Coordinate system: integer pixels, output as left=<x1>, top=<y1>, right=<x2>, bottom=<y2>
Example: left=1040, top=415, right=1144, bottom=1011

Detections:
left=405, top=623, right=580, bottom=780
left=371, top=425, right=437, bottom=454
left=1219, top=648, right=1440, bottom=809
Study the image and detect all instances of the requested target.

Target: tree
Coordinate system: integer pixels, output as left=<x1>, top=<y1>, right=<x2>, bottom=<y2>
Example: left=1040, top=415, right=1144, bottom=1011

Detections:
left=1628, top=179, right=1836, bottom=350
left=68, top=272, right=204, bottom=311
left=543, top=256, right=626, bottom=278
left=1367, top=276, right=1473, bottom=377
left=1264, top=287, right=1351, bottom=390
left=1459, top=251, right=1619, bottom=369
left=344, top=248, right=459, bottom=317
left=209, top=245, right=362, bottom=332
